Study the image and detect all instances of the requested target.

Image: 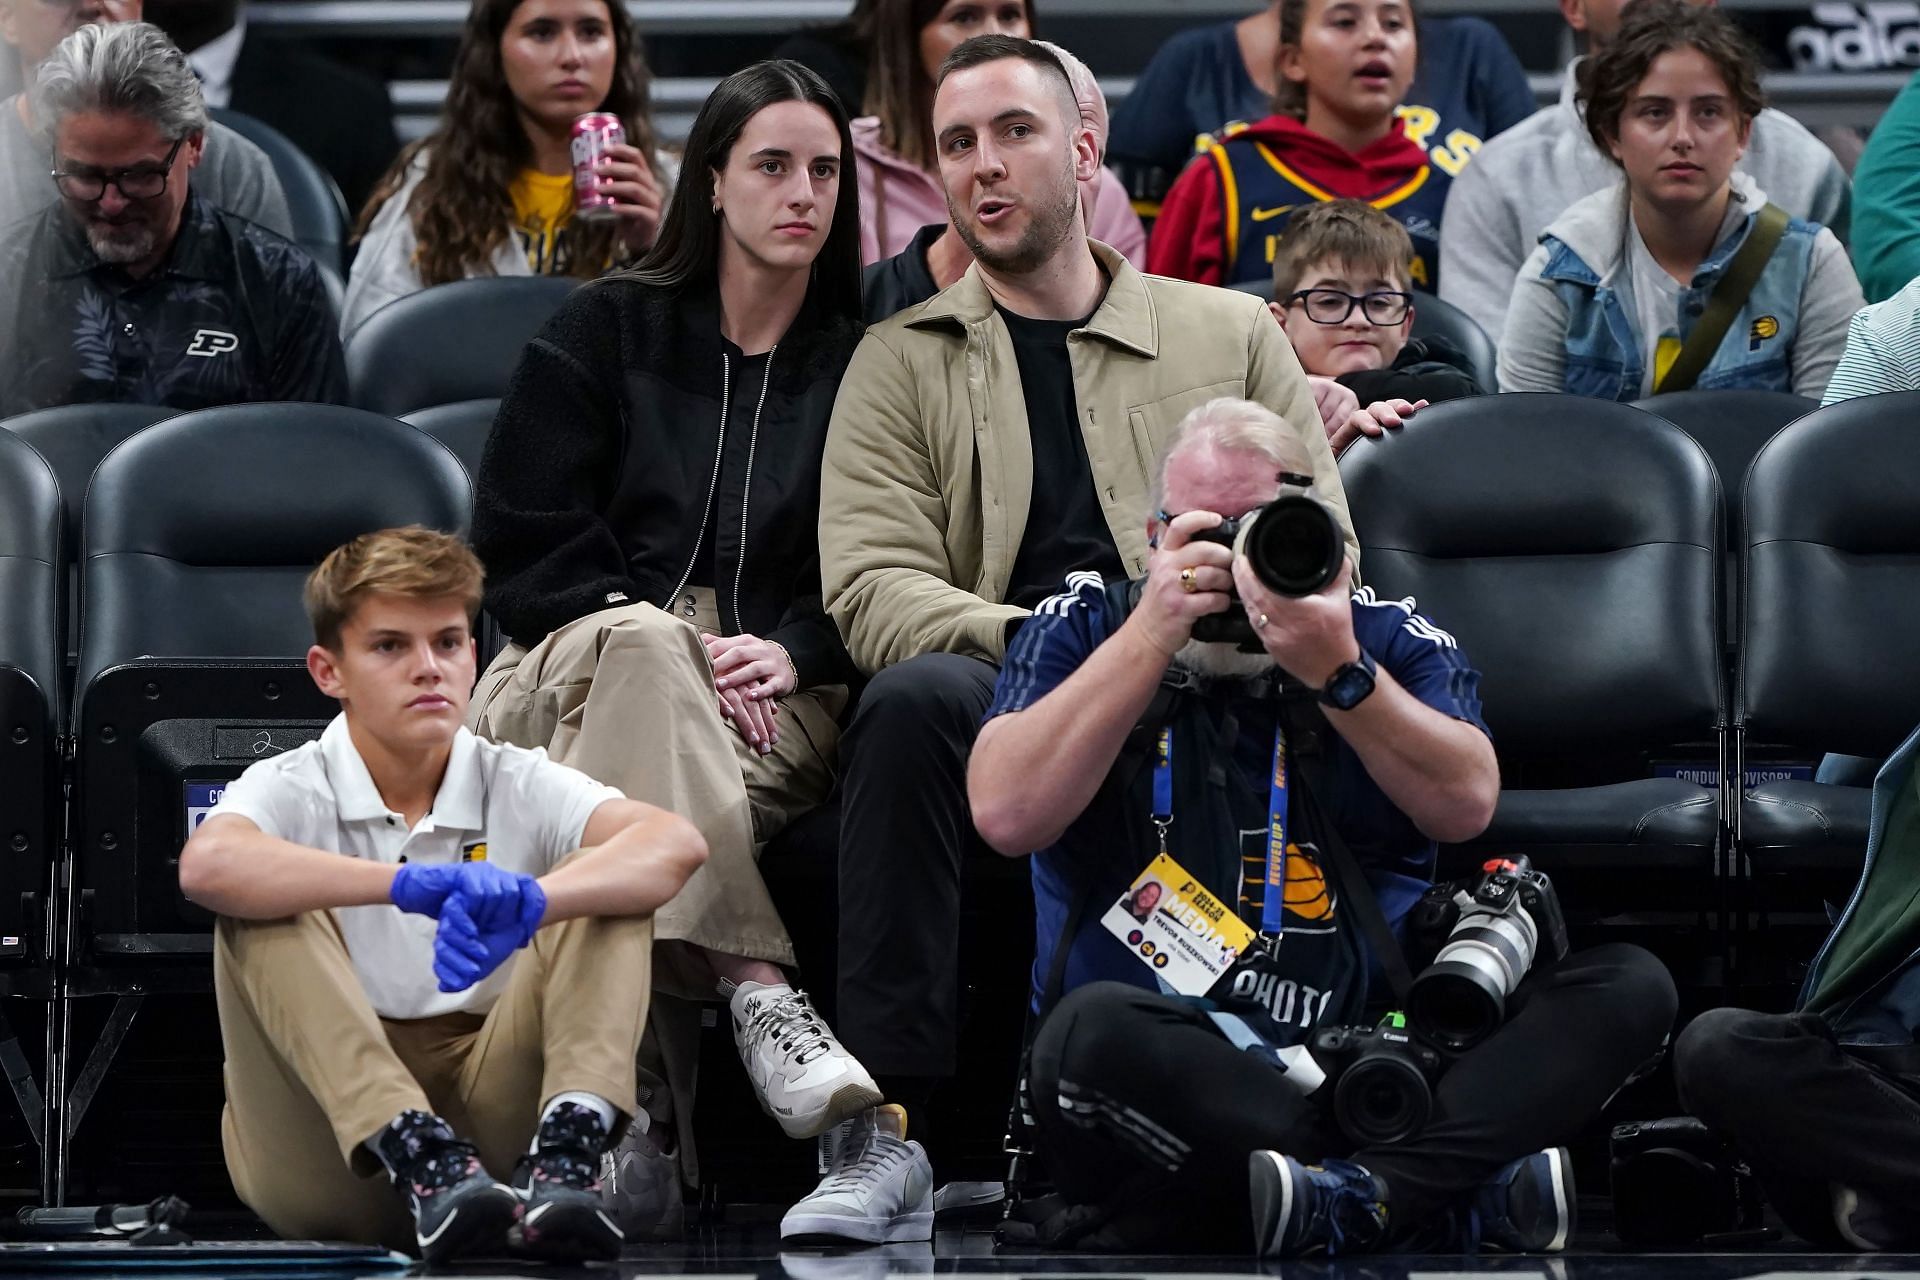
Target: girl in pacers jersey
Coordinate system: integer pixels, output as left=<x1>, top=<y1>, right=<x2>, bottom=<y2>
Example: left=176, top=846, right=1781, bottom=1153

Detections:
left=1147, top=0, right=1457, bottom=293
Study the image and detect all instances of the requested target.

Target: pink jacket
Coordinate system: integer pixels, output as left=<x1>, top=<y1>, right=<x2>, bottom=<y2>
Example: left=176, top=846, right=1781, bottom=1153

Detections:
left=851, top=116, right=1147, bottom=269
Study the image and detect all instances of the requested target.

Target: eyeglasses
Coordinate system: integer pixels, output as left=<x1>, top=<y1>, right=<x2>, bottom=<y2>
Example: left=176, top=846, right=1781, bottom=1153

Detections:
left=50, top=136, right=185, bottom=202
left=1286, top=288, right=1413, bottom=326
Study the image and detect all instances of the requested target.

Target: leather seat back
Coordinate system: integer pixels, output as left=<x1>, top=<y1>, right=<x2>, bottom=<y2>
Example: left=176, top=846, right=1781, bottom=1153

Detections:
left=1339, top=394, right=1723, bottom=767
left=77, top=404, right=471, bottom=696
left=347, top=277, right=579, bottom=415
left=1740, top=391, right=1920, bottom=758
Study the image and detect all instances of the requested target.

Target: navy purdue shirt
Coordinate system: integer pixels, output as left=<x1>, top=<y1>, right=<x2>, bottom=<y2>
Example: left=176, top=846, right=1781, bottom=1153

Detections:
left=0, top=190, right=345, bottom=414
left=983, top=572, right=1491, bottom=1028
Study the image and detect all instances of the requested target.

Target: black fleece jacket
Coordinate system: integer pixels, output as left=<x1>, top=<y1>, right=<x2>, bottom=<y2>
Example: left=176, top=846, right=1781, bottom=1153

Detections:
left=473, top=277, right=863, bottom=690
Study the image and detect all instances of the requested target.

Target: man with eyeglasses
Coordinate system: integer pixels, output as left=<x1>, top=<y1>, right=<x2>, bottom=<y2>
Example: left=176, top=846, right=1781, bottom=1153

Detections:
left=0, top=0, right=290, bottom=235
left=0, top=21, right=341, bottom=415
left=1267, top=200, right=1484, bottom=456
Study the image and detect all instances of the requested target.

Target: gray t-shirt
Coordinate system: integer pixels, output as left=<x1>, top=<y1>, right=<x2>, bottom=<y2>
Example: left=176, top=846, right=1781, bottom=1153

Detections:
left=0, top=94, right=292, bottom=237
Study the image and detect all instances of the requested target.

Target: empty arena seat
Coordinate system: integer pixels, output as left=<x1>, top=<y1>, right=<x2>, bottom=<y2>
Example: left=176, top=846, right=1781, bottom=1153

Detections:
left=213, top=108, right=349, bottom=275
left=72, top=404, right=471, bottom=952
left=0, top=403, right=179, bottom=558
left=1338, top=394, right=1723, bottom=894
left=0, top=431, right=62, bottom=969
left=346, top=277, right=580, bottom=416
left=1737, top=392, right=1920, bottom=873
left=401, top=398, right=500, bottom=478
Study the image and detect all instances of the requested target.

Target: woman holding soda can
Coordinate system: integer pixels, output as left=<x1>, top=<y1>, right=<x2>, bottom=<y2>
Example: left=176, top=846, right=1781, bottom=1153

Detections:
left=469, top=61, right=899, bottom=1243
left=343, top=0, right=670, bottom=337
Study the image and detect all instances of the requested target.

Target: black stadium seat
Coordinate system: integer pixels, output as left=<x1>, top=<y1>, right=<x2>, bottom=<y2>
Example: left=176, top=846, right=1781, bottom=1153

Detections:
left=401, top=398, right=501, bottom=478
left=72, top=404, right=471, bottom=955
left=1338, top=395, right=1724, bottom=905
left=346, top=277, right=580, bottom=416
left=1737, top=392, right=1920, bottom=878
left=0, top=432, right=62, bottom=974
left=1633, top=389, right=1816, bottom=546
left=213, top=109, right=350, bottom=276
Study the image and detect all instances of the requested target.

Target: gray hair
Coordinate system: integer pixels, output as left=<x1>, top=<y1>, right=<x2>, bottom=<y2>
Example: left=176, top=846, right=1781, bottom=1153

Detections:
left=32, top=21, right=207, bottom=145
left=1148, top=397, right=1313, bottom=514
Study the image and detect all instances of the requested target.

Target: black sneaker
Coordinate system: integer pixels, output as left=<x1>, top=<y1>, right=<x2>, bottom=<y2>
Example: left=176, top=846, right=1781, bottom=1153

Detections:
left=510, top=1101, right=623, bottom=1261
left=376, top=1110, right=519, bottom=1263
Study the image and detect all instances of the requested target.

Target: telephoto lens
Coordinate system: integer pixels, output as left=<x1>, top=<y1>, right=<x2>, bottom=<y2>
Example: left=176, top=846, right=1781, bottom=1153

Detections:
left=1407, top=857, right=1568, bottom=1052
left=1234, top=495, right=1345, bottom=597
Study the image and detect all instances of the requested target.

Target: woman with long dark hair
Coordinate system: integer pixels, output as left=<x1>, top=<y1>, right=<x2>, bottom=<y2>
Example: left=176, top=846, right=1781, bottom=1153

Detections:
left=851, top=0, right=1145, bottom=266
left=469, top=61, right=918, bottom=1245
left=342, top=0, right=668, bottom=335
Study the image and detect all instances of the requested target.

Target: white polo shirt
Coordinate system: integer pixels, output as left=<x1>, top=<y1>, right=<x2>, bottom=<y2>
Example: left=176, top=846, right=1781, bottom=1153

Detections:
left=209, top=715, right=622, bottom=1020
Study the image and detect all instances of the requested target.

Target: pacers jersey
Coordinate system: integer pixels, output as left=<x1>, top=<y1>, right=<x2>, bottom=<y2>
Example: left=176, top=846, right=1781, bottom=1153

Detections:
left=1200, top=106, right=1475, bottom=293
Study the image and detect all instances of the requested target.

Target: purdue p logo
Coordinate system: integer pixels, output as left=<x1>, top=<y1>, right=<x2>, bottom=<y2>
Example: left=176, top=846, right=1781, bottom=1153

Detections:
left=185, top=328, right=239, bottom=358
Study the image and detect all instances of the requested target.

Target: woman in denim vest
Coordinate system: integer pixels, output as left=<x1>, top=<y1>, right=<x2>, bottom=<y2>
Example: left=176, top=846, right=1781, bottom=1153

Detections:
left=1496, top=0, right=1861, bottom=401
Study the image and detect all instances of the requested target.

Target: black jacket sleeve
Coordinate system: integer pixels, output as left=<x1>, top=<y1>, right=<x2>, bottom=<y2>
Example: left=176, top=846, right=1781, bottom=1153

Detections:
left=269, top=257, right=349, bottom=404
left=766, top=550, right=857, bottom=691
left=473, top=290, right=642, bottom=645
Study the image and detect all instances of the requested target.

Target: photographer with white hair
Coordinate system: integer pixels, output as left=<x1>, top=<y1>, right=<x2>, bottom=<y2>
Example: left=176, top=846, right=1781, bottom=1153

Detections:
left=970, top=396, right=1676, bottom=1257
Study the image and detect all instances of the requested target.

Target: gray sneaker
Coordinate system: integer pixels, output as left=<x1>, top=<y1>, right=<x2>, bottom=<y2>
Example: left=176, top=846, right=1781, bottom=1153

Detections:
left=781, top=1105, right=934, bottom=1244
left=600, top=1119, right=684, bottom=1241
left=725, top=980, right=883, bottom=1140
left=1833, top=1183, right=1917, bottom=1250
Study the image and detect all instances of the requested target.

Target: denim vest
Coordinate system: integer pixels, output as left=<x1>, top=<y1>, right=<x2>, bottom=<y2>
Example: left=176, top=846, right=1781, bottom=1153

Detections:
left=1541, top=202, right=1822, bottom=402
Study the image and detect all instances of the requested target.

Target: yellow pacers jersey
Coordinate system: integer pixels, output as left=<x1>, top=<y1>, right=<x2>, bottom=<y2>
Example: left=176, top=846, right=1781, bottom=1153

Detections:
left=509, top=169, right=581, bottom=276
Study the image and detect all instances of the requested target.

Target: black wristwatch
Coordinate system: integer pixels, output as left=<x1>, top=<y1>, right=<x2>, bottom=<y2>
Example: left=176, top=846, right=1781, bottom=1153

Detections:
left=1317, top=648, right=1377, bottom=711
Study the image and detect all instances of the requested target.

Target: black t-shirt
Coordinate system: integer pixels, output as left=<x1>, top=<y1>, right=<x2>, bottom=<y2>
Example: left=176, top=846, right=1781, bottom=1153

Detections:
left=997, top=306, right=1125, bottom=610
left=686, top=343, right=771, bottom=590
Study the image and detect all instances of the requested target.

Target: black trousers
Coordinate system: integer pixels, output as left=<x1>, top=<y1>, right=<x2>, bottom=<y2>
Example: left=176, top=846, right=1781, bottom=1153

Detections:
left=1028, top=944, right=1677, bottom=1249
left=1675, top=1007, right=1920, bottom=1248
left=836, top=652, right=1001, bottom=1078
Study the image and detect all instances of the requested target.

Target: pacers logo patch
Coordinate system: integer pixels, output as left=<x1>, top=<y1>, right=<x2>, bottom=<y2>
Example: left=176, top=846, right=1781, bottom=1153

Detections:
left=1748, top=315, right=1779, bottom=351
left=1283, top=844, right=1334, bottom=923
left=462, top=841, right=488, bottom=862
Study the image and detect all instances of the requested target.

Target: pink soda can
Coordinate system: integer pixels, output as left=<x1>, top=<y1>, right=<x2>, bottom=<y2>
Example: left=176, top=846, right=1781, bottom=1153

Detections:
left=571, top=112, right=625, bottom=222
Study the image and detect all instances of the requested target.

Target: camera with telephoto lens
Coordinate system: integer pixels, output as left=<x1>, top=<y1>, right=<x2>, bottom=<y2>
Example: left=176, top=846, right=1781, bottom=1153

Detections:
left=1185, top=488, right=1346, bottom=647
left=1307, top=1014, right=1446, bottom=1146
left=1406, top=856, right=1570, bottom=1053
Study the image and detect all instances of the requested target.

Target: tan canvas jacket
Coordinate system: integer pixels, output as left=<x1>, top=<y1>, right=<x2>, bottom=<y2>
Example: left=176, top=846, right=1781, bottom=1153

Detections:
left=821, top=239, right=1356, bottom=675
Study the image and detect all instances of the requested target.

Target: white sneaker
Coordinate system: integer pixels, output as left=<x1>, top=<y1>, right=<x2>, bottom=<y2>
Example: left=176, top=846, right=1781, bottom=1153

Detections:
left=599, top=1119, right=683, bottom=1241
left=724, top=979, right=882, bottom=1140
left=781, top=1105, right=934, bottom=1244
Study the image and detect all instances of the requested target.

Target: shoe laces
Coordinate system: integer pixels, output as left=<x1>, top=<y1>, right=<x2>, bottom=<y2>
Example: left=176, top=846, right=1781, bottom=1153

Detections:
left=1311, top=1162, right=1388, bottom=1256
left=818, top=1121, right=906, bottom=1192
left=745, top=988, right=833, bottom=1067
left=410, top=1137, right=485, bottom=1196
left=528, top=1102, right=607, bottom=1190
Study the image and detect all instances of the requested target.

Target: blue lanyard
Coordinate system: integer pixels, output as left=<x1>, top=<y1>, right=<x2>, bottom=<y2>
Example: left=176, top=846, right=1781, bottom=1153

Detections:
left=1150, top=723, right=1289, bottom=935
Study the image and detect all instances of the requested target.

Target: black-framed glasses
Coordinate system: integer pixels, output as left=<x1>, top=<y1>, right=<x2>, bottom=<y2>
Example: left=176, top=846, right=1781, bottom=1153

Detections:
left=50, top=136, right=185, bottom=202
left=1286, top=288, right=1413, bottom=326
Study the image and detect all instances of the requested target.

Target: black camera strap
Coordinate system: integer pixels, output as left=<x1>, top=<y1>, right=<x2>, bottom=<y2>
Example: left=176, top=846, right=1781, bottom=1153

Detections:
left=1275, top=695, right=1416, bottom=1007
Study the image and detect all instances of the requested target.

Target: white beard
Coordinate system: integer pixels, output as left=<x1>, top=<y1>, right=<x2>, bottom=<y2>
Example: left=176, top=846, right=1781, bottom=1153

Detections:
left=1170, top=637, right=1276, bottom=679
left=87, top=221, right=159, bottom=265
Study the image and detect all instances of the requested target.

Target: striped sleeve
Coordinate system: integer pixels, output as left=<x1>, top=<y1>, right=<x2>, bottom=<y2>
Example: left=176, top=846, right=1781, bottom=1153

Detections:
left=1820, top=280, right=1920, bottom=406
left=983, top=571, right=1113, bottom=722
left=1351, top=588, right=1491, bottom=741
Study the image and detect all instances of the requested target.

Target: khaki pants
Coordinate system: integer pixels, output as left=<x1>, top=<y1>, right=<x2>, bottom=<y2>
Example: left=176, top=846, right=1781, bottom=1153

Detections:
left=469, top=589, right=841, bottom=991
left=215, top=904, right=653, bottom=1248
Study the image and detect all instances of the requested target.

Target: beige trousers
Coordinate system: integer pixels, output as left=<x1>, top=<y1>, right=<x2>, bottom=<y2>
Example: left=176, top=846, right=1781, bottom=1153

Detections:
left=469, top=589, right=841, bottom=993
left=215, top=903, right=653, bottom=1249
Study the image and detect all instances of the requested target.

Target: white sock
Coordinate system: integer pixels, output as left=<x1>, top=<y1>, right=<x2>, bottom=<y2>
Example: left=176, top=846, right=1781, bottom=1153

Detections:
left=533, top=1091, right=617, bottom=1151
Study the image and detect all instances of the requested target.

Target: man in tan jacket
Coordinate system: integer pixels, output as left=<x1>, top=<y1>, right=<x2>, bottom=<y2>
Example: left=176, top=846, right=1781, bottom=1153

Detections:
left=812, top=33, right=1355, bottom=1217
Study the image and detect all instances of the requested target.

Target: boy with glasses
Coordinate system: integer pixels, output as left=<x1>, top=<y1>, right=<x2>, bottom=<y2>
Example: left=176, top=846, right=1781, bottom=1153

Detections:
left=0, top=21, right=341, bottom=413
left=1270, top=200, right=1483, bottom=455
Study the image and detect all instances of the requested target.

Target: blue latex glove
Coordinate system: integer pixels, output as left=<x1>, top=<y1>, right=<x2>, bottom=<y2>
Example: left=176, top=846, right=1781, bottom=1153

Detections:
left=391, top=858, right=522, bottom=918
left=432, top=874, right=547, bottom=993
